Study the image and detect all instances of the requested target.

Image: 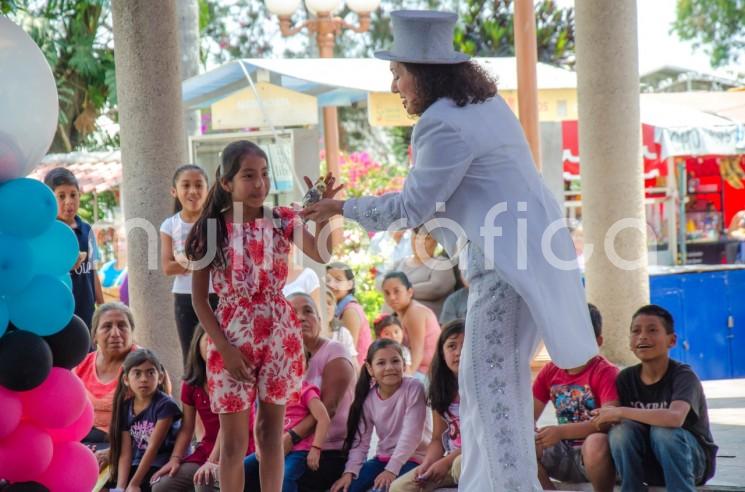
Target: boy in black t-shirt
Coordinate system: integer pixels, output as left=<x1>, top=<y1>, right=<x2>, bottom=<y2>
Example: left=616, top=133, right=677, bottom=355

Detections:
left=43, top=167, right=104, bottom=331
left=591, top=305, right=717, bottom=492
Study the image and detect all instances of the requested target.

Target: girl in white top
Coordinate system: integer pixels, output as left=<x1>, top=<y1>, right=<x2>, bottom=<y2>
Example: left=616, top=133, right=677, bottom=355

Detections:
left=159, top=164, right=216, bottom=367
left=323, top=287, right=358, bottom=364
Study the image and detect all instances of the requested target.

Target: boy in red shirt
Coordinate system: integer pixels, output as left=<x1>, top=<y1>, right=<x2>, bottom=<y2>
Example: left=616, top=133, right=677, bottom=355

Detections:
left=533, top=303, right=619, bottom=491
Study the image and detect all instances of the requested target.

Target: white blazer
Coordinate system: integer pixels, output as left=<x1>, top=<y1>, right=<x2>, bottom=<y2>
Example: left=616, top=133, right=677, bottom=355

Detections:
left=343, top=96, right=597, bottom=369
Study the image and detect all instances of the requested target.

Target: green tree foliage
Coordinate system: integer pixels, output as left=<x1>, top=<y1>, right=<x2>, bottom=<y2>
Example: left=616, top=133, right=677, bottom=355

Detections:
left=200, top=0, right=309, bottom=61
left=671, top=0, right=744, bottom=68
left=1, top=0, right=116, bottom=152
left=78, top=189, right=118, bottom=223
left=456, top=0, right=575, bottom=67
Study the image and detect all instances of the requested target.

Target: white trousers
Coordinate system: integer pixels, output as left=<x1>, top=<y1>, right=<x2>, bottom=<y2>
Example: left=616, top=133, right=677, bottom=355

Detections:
left=458, top=248, right=542, bottom=492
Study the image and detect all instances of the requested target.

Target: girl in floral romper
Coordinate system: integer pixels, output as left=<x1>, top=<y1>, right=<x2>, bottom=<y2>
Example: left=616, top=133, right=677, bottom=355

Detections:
left=185, top=140, right=341, bottom=492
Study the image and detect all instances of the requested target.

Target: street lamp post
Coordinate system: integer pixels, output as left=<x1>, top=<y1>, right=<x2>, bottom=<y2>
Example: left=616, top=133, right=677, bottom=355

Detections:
left=265, top=0, right=380, bottom=183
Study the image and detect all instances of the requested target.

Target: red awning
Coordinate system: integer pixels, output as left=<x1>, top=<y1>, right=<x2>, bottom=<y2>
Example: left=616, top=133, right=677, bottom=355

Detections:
left=561, top=121, right=667, bottom=182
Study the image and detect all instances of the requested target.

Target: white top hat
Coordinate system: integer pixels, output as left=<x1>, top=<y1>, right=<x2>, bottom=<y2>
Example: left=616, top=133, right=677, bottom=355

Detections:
left=375, top=10, right=470, bottom=65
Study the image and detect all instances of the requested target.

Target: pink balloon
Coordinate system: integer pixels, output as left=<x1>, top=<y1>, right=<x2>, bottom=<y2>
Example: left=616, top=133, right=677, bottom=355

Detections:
left=38, top=441, right=98, bottom=492
left=0, top=422, right=53, bottom=482
left=46, top=401, right=94, bottom=443
left=20, top=367, right=86, bottom=429
left=0, top=387, right=22, bottom=439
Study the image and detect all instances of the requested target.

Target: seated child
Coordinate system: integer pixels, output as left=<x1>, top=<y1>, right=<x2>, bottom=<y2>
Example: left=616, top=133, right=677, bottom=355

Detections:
left=592, top=304, right=718, bottom=492
left=244, top=378, right=330, bottom=492
left=151, top=326, right=220, bottom=492
left=391, top=319, right=465, bottom=492
left=374, top=314, right=412, bottom=371
left=331, top=339, right=431, bottom=492
left=533, top=303, right=619, bottom=492
left=107, top=349, right=181, bottom=492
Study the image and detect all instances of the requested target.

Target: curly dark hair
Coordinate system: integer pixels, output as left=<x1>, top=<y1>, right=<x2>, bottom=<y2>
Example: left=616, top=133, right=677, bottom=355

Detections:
left=402, top=61, right=497, bottom=114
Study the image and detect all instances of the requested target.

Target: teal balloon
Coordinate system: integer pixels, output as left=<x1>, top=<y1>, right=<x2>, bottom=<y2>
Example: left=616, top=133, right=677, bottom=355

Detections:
left=8, top=275, right=73, bottom=336
left=0, top=233, right=34, bottom=295
left=0, top=299, right=7, bottom=337
left=29, top=221, right=78, bottom=276
left=58, top=273, right=72, bottom=290
left=0, top=178, right=57, bottom=238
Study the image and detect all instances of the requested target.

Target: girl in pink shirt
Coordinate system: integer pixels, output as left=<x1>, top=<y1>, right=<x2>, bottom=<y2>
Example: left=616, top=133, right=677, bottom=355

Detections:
left=151, top=325, right=220, bottom=492
left=331, top=339, right=431, bottom=492
left=244, top=378, right=331, bottom=492
left=391, top=319, right=465, bottom=492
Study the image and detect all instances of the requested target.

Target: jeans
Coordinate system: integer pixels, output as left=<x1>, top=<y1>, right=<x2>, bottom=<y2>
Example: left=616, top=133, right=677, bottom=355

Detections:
left=244, top=451, right=308, bottom=492
left=151, top=462, right=219, bottom=492
left=298, top=450, right=347, bottom=492
left=609, top=420, right=706, bottom=492
left=349, top=458, right=419, bottom=492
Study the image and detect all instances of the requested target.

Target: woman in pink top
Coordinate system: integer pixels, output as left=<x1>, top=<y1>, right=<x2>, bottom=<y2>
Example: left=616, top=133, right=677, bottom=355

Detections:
left=75, top=303, right=173, bottom=472
left=286, top=292, right=357, bottom=492
left=74, top=303, right=138, bottom=468
left=381, top=271, right=441, bottom=380
left=331, top=339, right=431, bottom=492
left=326, top=262, right=372, bottom=365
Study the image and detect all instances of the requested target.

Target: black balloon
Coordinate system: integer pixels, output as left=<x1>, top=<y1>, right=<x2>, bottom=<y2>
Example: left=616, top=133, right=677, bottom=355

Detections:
left=0, top=330, right=53, bottom=391
left=43, top=315, right=91, bottom=369
left=2, top=482, right=49, bottom=492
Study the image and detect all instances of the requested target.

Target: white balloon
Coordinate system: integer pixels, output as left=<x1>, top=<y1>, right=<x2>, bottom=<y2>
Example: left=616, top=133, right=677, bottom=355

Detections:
left=0, top=16, right=59, bottom=182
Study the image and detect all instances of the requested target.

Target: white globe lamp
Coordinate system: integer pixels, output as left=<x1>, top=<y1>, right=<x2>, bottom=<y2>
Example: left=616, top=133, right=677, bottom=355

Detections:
left=305, top=0, right=343, bottom=15
left=266, top=0, right=301, bottom=16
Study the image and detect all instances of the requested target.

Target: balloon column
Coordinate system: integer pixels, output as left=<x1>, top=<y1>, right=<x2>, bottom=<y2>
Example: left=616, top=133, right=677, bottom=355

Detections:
left=0, top=15, right=98, bottom=492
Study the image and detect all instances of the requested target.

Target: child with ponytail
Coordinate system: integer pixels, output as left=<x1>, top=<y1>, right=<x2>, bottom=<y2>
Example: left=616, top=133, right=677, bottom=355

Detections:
left=160, top=164, right=217, bottom=368
left=185, top=140, right=341, bottom=492
left=330, top=339, right=431, bottom=492
left=390, top=319, right=465, bottom=492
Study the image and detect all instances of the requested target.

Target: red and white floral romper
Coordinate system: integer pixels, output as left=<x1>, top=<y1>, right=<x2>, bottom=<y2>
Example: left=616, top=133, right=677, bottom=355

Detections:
left=206, top=207, right=304, bottom=414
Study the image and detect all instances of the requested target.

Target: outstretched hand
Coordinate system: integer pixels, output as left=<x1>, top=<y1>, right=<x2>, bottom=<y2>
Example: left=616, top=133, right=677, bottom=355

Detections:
left=304, top=173, right=344, bottom=200
left=300, top=173, right=345, bottom=223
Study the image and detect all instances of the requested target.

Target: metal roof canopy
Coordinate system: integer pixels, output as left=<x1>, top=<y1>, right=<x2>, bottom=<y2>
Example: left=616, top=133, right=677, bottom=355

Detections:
left=182, top=57, right=579, bottom=110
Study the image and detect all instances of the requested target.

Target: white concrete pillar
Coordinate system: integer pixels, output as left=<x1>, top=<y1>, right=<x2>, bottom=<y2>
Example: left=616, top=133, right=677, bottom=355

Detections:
left=575, top=0, right=649, bottom=365
left=112, top=0, right=186, bottom=382
left=177, top=0, right=202, bottom=144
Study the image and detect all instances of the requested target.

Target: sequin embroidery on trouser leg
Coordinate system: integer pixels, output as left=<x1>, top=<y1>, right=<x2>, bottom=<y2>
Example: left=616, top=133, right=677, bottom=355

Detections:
left=458, top=246, right=541, bottom=492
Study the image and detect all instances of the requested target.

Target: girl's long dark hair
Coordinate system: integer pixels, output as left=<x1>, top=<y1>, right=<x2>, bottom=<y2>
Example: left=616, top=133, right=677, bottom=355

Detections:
left=403, top=61, right=497, bottom=115
left=108, top=349, right=167, bottom=483
left=184, top=141, right=268, bottom=268
left=343, top=338, right=404, bottom=454
left=183, top=325, right=208, bottom=388
left=172, top=164, right=208, bottom=213
left=428, top=319, right=465, bottom=415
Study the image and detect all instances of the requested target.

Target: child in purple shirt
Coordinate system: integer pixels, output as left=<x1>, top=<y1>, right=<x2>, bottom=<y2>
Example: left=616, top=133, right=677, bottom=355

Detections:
left=331, top=339, right=431, bottom=492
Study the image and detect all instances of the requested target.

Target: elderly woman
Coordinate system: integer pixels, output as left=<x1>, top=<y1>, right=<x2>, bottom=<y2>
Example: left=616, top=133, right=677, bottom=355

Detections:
left=302, top=10, right=597, bottom=491
left=74, top=302, right=138, bottom=465
left=74, top=303, right=172, bottom=466
left=286, top=292, right=357, bottom=492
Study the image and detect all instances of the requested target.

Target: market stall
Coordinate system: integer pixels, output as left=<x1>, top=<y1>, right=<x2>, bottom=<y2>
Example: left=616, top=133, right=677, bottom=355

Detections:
left=561, top=92, right=745, bottom=265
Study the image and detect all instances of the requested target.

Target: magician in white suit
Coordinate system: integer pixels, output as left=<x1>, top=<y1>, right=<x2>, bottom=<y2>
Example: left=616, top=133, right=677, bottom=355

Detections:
left=302, top=10, right=598, bottom=492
